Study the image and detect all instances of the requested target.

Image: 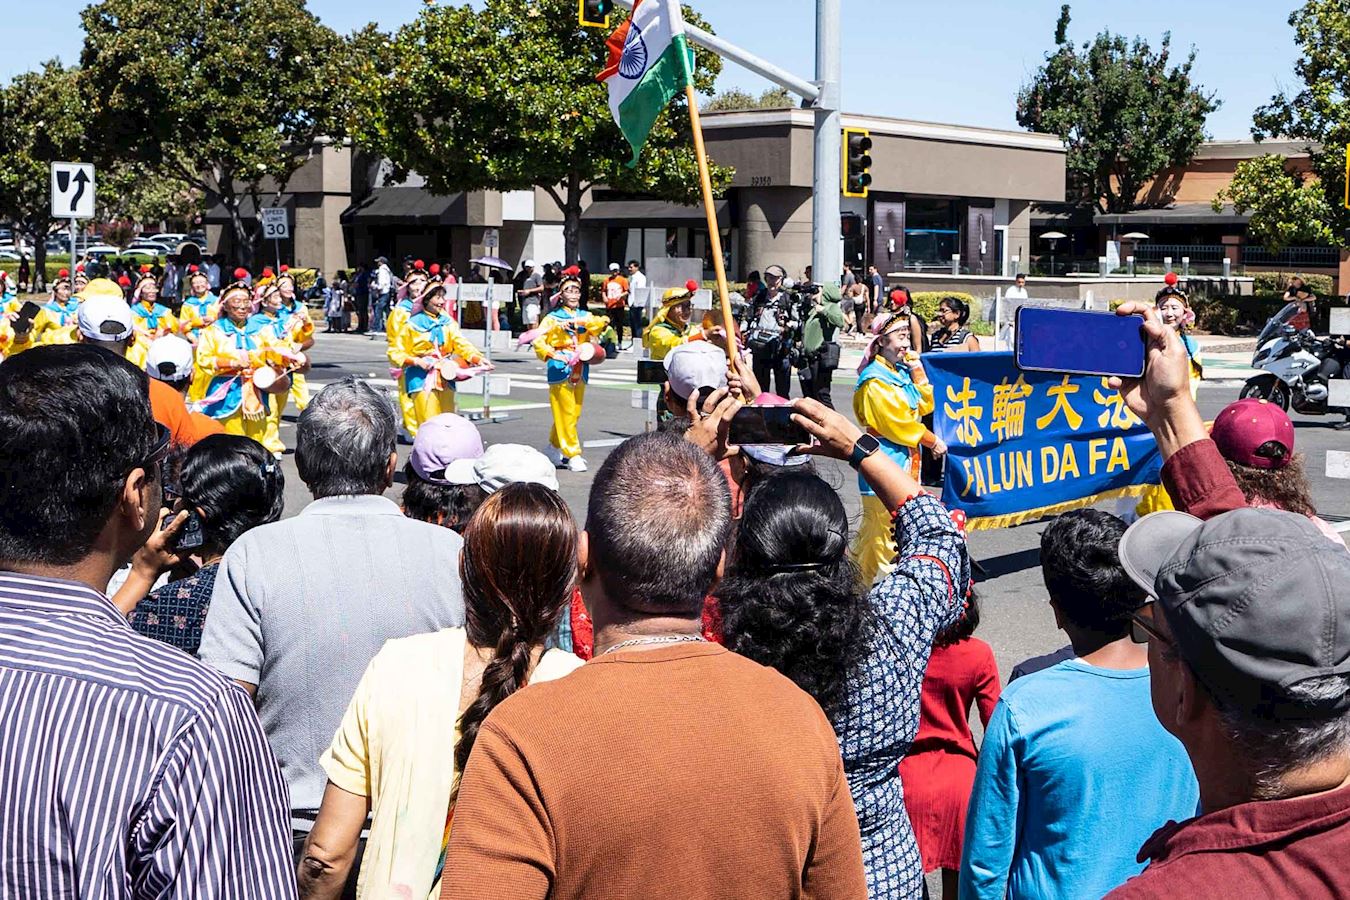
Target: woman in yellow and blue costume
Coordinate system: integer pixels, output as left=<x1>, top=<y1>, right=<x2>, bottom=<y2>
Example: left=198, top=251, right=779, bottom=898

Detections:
left=390, top=279, right=489, bottom=434
left=178, top=268, right=220, bottom=344
left=274, top=272, right=315, bottom=412
left=387, top=266, right=430, bottom=437
left=642, top=280, right=699, bottom=361
left=1135, top=278, right=1205, bottom=516
left=29, top=273, right=82, bottom=350
left=128, top=273, right=179, bottom=369
left=193, top=283, right=283, bottom=449
left=247, top=283, right=310, bottom=455
left=532, top=273, right=609, bottom=472
left=852, top=311, right=945, bottom=586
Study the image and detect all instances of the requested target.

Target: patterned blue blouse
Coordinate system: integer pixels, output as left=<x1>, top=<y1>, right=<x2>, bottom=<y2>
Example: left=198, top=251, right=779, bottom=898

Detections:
left=836, top=493, right=968, bottom=898
left=128, top=563, right=219, bottom=656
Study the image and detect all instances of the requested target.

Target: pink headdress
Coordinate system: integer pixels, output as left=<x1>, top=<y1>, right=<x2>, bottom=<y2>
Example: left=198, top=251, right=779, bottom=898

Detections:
left=858, top=311, right=908, bottom=374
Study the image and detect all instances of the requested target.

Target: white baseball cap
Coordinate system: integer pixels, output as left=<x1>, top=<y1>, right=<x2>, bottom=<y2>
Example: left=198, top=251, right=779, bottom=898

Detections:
left=664, top=341, right=727, bottom=402
left=145, top=335, right=195, bottom=383
left=76, top=296, right=135, bottom=342
left=523, top=259, right=537, bottom=269
left=608, top=262, right=621, bottom=271
left=445, top=443, right=559, bottom=494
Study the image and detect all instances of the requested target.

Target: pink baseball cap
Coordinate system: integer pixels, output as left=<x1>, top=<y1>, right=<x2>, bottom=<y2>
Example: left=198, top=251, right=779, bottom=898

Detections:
left=1211, top=398, right=1296, bottom=470
left=409, top=414, right=484, bottom=483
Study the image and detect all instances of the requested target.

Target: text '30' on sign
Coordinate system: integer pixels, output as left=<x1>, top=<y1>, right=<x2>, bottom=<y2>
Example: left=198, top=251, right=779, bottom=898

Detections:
left=51, top=162, right=95, bottom=219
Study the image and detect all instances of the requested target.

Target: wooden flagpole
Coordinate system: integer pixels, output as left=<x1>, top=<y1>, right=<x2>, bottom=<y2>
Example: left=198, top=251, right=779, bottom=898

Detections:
left=683, top=84, right=739, bottom=370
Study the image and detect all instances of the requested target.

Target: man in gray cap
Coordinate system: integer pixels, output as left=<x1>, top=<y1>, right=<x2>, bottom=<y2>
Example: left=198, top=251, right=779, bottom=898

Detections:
left=1099, top=300, right=1350, bottom=899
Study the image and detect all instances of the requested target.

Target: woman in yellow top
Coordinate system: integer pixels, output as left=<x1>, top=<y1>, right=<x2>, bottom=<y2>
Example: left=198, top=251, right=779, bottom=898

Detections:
left=642, top=281, right=698, bottom=361
left=852, top=311, right=946, bottom=586
left=178, top=269, right=220, bottom=344
left=388, top=269, right=431, bottom=437
left=18, top=273, right=83, bottom=351
left=531, top=274, right=609, bottom=472
left=275, top=273, right=316, bottom=412
left=128, top=273, right=179, bottom=369
left=301, top=484, right=582, bottom=900
left=192, top=283, right=285, bottom=449
left=248, top=284, right=311, bottom=455
left=391, top=280, right=490, bottom=433
left=1134, top=282, right=1205, bottom=516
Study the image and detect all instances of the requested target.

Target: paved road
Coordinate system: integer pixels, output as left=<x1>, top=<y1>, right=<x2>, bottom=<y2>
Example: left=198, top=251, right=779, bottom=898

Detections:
left=277, top=330, right=1350, bottom=684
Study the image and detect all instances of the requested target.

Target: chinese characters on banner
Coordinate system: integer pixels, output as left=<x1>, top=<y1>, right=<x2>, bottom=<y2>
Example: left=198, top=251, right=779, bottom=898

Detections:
left=923, top=352, right=1163, bottom=530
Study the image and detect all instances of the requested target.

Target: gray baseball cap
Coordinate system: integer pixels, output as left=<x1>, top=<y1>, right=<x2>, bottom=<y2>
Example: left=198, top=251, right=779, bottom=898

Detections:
left=1119, top=508, right=1350, bottom=717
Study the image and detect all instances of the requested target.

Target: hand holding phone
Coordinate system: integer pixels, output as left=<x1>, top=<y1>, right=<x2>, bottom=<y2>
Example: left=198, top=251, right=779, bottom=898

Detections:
left=727, top=405, right=812, bottom=446
left=1015, top=307, right=1145, bottom=378
left=12, top=302, right=42, bottom=334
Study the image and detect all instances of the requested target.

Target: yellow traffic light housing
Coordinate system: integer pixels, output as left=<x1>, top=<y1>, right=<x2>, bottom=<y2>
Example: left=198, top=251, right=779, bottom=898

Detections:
left=843, top=128, right=873, bottom=198
left=579, top=0, right=611, bottom=28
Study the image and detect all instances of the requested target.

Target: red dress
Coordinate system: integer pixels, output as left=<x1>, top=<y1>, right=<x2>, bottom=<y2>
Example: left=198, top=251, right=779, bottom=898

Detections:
left=898, top=636, right=1001, bottom=872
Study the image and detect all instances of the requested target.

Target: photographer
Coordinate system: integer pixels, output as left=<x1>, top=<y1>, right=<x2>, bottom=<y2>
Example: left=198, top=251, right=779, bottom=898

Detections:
left=747, top=264, right=794, bottom=397
left=798, top=283, right=846, bottom=408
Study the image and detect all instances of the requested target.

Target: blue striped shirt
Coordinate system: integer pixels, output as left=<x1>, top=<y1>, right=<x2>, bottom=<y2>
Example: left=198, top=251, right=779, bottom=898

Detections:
left=0, top=572, right=297, bottom=898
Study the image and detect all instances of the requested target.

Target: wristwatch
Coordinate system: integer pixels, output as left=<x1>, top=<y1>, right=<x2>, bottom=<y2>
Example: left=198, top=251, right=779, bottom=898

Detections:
left=848, top=434, right=881, bottom=470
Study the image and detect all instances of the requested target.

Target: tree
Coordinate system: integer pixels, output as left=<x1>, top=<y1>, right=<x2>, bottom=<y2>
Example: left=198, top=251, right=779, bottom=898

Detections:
left=79, top=0, right=350, bottom=268
left=1250, top=0, right=1350, bottom=243
left=99, top=160, right=205, bottom=234
left=704, top=86, right=794, bottom=112
left=352, top=0, right=732, bottom=262
left=0, top=61, right=84, bottom=290
left=1212, top=155, right=1333, bottom=254
left=1017, top=5, right=1219, bottom=213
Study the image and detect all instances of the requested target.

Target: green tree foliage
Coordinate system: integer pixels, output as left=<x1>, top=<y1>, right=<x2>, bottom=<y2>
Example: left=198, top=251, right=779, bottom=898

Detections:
left=704, top=86, right=794, bottom=112
left=1017, top=5, right=1218, bottom=213
left=352, top=0, right=732, bottom=262
left=1212, top=155, right=1333, bottom=254
left=79, top=0, right=350, bottom=268
left=0, top=61, right=84, bottom=290
left=1252, top=0, right=1350, bottom=244
left=99, top=160, right=205, bottom=235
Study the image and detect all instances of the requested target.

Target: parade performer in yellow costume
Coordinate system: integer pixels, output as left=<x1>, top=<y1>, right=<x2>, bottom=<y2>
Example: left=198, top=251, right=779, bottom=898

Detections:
left=193, top=283, right=286, bottom=448
left=852, top=311, right=945, bottom=586
left=388, top=265, right=430, bottom=437
left=274, top=272, right=315, bottom=412
left=389, top=280, right=489, bottom=433
left=128, top=273, right=179, bottom=369
left=642, top=280, right=700, bottom=361
left=247, top=283, right=312, bottom=455
left=178, top=268, right=220, bottom=343
left=1135, top=278, right=1205, bottom=516
left=532, top=274, right=608, bottom=472
left=23, top=272, right=83, bottom=351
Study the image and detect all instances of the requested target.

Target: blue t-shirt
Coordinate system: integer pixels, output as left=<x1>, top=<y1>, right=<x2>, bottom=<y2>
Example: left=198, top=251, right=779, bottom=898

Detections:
left=960, top=659, right=1199, bottom=900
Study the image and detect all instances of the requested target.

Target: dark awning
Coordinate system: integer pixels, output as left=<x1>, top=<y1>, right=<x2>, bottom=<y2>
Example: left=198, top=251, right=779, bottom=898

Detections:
left=203, top=193, right=295, bottom=223
left=581, top=198, right=731, bottom=227
left=340, top=188, right=468, bottom=226
left=1094, top=204, right=1250, bottom=226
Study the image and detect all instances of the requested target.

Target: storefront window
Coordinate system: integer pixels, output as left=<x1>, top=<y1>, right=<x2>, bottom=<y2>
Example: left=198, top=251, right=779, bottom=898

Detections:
left=904, top=199, right=959, bottom=270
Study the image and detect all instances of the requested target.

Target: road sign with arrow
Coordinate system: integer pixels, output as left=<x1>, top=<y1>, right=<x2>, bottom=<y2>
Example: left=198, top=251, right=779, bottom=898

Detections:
left=51, top=162, right=96, bottom=219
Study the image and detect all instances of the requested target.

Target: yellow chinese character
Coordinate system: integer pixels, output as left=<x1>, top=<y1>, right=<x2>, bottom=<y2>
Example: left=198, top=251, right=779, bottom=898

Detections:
left=944, top=377, right=985, bottom=446
left=990, top=375, right=1034, bottom=443
left=1035, top=375, right=1084, bottom=431
left=1093, top=378, right=1141, bottom=430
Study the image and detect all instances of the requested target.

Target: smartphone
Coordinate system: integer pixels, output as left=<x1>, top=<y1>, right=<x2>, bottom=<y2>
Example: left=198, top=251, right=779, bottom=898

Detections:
left=1015, top=307, right=1145, bottom=378
left=637, top=359, right=666, bottom=384
left=161, top=508, right=205, bottom=552
left=12, top=301, right=42, bottom=333
left=728, top=406, right=811, bottom=446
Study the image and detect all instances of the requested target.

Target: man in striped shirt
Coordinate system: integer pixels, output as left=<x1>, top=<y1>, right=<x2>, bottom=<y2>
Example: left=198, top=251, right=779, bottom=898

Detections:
left=0, top=344, right=296, bottom=897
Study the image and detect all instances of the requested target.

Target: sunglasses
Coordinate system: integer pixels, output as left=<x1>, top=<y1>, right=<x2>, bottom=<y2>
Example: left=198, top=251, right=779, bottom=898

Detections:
left=1129, top=602, right=1173, bottom=647
left=138, top=423, right=172, bottom=485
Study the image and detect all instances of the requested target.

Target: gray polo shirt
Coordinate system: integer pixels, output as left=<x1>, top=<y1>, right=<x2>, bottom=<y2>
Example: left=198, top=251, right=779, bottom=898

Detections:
left=199, top=494, right=466, bottom=825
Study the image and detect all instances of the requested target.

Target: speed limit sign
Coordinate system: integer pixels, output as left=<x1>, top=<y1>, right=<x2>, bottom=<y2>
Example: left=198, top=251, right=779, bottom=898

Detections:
left=260, top=207, right=289, bottom=239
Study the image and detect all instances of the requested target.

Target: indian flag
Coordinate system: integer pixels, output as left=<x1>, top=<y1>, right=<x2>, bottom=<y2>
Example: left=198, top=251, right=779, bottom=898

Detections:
left=596, top=0, right=692, bottom=166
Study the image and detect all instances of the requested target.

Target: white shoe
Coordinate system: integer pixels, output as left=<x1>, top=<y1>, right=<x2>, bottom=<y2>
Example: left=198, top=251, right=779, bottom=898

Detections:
left=567, top=456, right=588, bottom=473
left=544, top=445, right=564, bottom=467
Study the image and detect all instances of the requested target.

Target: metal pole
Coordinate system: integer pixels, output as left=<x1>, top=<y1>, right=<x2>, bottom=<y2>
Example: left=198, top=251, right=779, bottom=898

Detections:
left=70, top=217, right=77, bottom=280
left=812, top=0, right=842, bottom=286
left=482, top=272, right=494, bottom=419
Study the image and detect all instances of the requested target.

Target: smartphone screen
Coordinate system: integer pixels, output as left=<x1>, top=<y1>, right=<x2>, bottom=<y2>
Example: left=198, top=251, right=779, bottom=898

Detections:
left=728, top=406, right=811, bottom=446
left=636, top=359, right=666, bottom=384
left=13, top=302, right=42, bottom=332
left=1015, top=307, right=1145, bottom=378
left=172, top=510, right=205, bottom=552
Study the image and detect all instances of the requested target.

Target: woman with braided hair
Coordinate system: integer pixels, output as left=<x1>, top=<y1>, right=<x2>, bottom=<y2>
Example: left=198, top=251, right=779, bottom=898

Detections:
left=301, top=482, right=583, bottom=900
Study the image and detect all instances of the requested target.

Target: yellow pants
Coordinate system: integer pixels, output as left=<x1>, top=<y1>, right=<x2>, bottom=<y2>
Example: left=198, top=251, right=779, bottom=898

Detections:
left=398, top=373, right=419, bottom=437
left=853, top=494, right=899, bottom=588
left=221, top=410, right=270, bottom=449
left=411, top=385, right=457, bottom=430
left=260, top=393, right=287, bottom=456
left=289, top=372, right=311, bottom=411
left=548, top=381, right=585, bottom=458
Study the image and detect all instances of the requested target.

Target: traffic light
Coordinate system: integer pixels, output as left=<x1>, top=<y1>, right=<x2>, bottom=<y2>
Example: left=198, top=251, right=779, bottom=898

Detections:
left=579, top=0, right=612, bottom=28
left=843, top=128, right=873, bottom=198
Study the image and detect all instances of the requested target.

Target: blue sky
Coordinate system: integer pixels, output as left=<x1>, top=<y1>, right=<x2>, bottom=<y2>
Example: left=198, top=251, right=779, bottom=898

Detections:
left=7, top=0, right=1299, bottom=140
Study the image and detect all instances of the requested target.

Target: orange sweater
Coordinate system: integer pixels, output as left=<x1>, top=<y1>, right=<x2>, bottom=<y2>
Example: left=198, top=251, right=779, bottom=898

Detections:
left=441, top=642, right=866, bottom=900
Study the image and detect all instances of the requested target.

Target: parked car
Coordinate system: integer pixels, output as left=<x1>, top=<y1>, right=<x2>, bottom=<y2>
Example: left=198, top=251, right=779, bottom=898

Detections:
left=0, top=250, right=21, bottom=261
left=128, top=239, right=174, bottom=255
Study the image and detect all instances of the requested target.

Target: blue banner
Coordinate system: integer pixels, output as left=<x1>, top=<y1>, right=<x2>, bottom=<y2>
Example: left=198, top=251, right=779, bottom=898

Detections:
left=922, top=352, right=1162, bottom=529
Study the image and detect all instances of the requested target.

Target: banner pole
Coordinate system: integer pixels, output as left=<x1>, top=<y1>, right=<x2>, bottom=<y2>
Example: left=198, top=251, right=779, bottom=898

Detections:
left=683, top=83, right=738, bottom=371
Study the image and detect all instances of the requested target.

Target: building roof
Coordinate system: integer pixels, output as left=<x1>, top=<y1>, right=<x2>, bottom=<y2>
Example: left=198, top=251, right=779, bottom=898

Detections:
left=340, top=187, right=467, bottom=225
left=203, top=193, right=294, bottom=224
left=581, top=198, right=731, bottom=227
left=1094, top=203, right=1250, bottom=226
left=700, top=108, right=1067, bottom=153
left=1195, top=139, right=1315, bottom=160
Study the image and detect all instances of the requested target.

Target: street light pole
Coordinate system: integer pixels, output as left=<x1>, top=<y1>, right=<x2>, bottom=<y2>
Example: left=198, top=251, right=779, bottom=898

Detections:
left=811, top=0, right=842, bottom=286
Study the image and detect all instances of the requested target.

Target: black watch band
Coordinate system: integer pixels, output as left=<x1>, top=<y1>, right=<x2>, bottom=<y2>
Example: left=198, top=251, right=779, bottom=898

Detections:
left=848, top=434, right=881, bottom=470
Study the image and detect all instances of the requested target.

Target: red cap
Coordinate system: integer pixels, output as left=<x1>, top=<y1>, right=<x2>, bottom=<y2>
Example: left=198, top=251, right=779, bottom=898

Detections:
left=562, top=265, right=581, bottom=277
left=1164, top=271, right=1179, bottom=286
left=262, top=266, right=275, bottom=278
left=685, top=279, right=699, bottom=292
left=1212, top=398, right=1295, bottom=470
left=280, top=264, right=289, bottom=273
left=58, top=268, right=69, bottom=278
left=234, top=267, right=249, bottom=280
left=75, top=264, right=85, bottom=273
left=429, top=263, right=440, bottom=275
left=188, top=264, right=199, bottom=273
left=414, top=259, right=425, bottom=270
left=117, top=275, right=132, bottom=287
left=140, top=264, right=151, bottom=274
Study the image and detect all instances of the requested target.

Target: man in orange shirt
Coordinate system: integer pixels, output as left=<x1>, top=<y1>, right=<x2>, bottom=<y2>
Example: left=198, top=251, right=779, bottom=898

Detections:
left=601, top=262, right=630, bottom=348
